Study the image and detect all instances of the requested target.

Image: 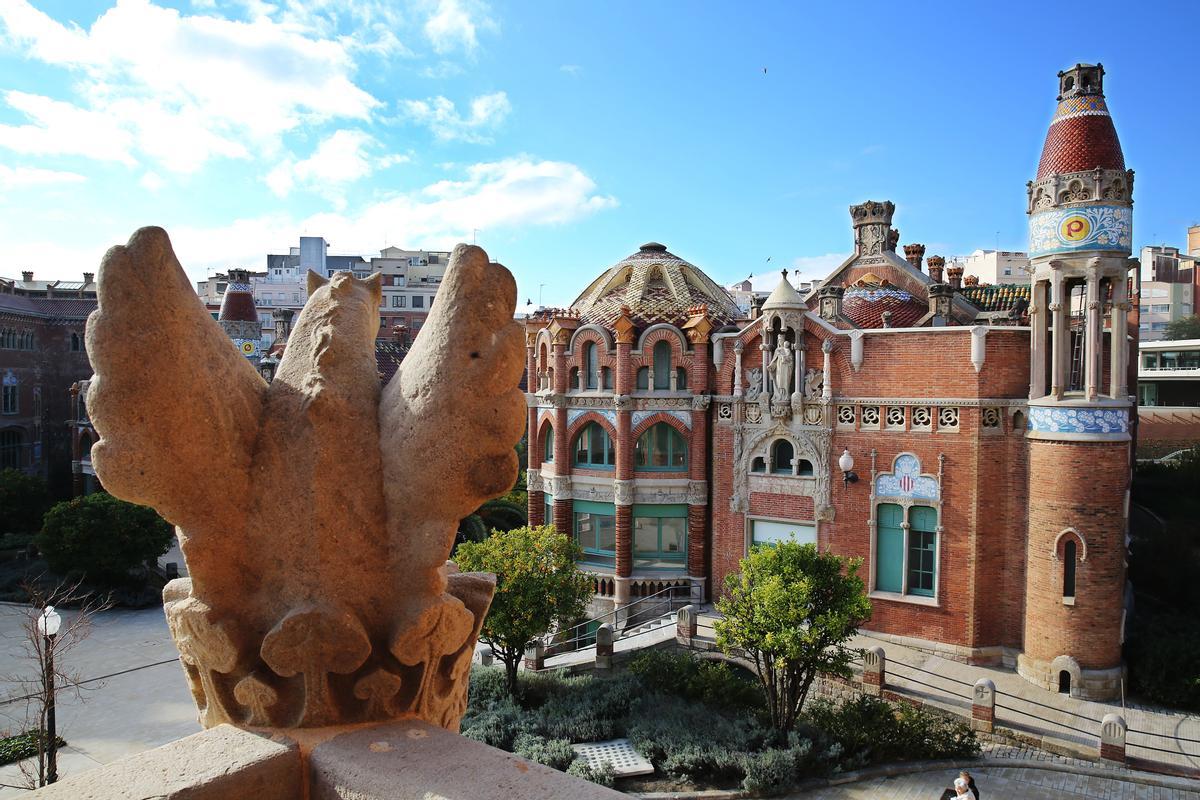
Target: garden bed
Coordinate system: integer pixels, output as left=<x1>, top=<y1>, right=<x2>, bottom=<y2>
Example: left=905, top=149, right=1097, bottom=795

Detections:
left=0, top=731, right=67, bottom=767
left=462, top=649, right=979, bottom=796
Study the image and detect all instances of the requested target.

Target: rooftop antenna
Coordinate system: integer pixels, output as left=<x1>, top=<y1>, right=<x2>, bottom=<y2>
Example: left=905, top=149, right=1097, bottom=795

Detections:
left=472, top=229, right=480, bottom=245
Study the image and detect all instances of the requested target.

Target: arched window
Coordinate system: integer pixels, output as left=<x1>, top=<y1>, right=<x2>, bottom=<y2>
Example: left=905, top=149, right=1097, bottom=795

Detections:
left=569, top=367, right=580, bottom=390
left=653, top=341, right=671, bottom=390
left=543, top=424, right=554, bottom=463
left=636, top=367, right=649, bottom=390
left=574, top=422, right=615, bottom=468
left=635, top=423, right=687, bottom=470
left=751, top=457, right=766, bottom=473
left=795, top=458, right=814, bottom=476
left=1063, top=539, right=1077, bottom=598
left=584, top=342, right=598, bottom=389
left=676, top=366, right=687, bottom=390
left=770, top=440, right=794, bottom=475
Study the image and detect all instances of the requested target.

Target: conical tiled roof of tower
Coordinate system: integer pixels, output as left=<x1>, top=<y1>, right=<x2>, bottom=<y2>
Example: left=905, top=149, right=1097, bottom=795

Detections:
left=571, top=242, right=741, bottom=328
left=1036, top=64, right=1124, bottom=179
left=218, top=271, right=258, bottom=322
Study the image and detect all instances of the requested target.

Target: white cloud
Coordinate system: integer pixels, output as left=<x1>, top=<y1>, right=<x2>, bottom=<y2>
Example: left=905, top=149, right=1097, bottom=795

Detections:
left=267, top=129, right=409, bottom=200
left=401, top=91, right=510, bottom=143
left=0, top=0, right=381, bottom=172
left=2, top=157, right=616, bottom=281
left=423, top=0, right=494, bottom=55
left=560, top=64, right=581, bottom=76
left=0, top=164, right=86, bottom=189
left=139, top=170, right=164, bottom=192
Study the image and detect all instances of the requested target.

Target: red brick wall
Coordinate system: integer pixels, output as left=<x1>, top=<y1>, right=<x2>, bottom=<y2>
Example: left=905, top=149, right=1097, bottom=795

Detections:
left=1024, top=439, right=1127, bottom=670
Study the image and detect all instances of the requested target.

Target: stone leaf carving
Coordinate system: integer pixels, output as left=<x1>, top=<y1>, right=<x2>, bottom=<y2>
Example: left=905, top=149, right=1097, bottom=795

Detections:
left=745, top=368, right=762, bottom=401
left=353, top=669, right=403, bottom=719
left=84, top=228, right=521, bottom=730
left=261, top=607, right=371, bottom=727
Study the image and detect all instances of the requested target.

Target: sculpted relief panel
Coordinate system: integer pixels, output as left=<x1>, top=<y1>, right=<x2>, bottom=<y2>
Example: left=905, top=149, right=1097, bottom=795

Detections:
left=86, top=228, right=525, bottom=731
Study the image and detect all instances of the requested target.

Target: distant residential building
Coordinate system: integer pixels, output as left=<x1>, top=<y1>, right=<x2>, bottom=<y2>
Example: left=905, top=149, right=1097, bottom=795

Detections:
left=1138, top=244, right=1199, bottom=341
left=371, top=245, right=451, bottom=339
left=1139, top=338, right=1200, bottom=407
left=957, top=249, right=1031, bottom=285
left=1188, top=224, right=1200, bottom=257
left=725, top=272, right=818, bottom=316
left=0, top=271, right=95, bottom=494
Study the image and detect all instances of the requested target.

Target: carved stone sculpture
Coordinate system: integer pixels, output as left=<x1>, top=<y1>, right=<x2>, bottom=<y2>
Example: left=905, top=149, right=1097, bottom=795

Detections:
left=745, top=368, right=763, bottom=401
left=86, top=228, right=524, bottom=730
left=804, top=368, right=824, bottom=400
left=768, top=334, right=792, bottom=402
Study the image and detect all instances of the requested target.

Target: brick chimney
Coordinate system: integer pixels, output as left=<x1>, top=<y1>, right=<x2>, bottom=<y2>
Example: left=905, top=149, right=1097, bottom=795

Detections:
left=926, top=256, right=946, bottom=283
left=904, top=243, right=926, bottom=272
left=928, top=283, right=954, bottom=322
left=83, top=272, right=94, bottom=286
left=946, top=265, right=964, bottom=291
left=963, top=274, right=979, bottom=287
left=21, top=271, right=32, bottom=282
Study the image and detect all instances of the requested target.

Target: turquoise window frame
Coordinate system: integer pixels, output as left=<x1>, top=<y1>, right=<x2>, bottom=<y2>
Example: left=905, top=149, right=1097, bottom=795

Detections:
left=875, top=503, right=904, bottom=593
left=544, top=499, right=553, bottom=531
left=543, top=425, right=553, bottom=463
left=907, top=504, right=937, bottom=597
left=634, top=423, right=688, bottom=471
left=632, top=504, right=687, bottom=569
left=574, top=500, right=616, bottom=567
left=573, top=422, right=615, bottom=469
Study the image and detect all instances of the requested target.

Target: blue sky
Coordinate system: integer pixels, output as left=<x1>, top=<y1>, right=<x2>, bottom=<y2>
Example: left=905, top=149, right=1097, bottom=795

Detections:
left=0, top=0, right=1196, bottom=307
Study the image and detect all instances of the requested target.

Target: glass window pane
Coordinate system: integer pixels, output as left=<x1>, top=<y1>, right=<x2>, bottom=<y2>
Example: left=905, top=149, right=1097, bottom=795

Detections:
left=661, top=518, right=685, bottom=554
left=907, top=529, right=936, bottom=596
left=633, top=518, right=658, bottom=553
left=671, top=428, right=686, bottom=467
left=597, top=515, right=616, bottom=552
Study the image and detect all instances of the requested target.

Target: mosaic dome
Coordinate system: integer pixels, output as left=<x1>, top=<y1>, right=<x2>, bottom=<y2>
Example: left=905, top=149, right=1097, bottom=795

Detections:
left=1036, top=65, right=1124, bottom=179
left=841, top=275, right=927, bottom=329
left=218, top=271, right=258, bottom=323
left=570, top=243, right=741, bottom=329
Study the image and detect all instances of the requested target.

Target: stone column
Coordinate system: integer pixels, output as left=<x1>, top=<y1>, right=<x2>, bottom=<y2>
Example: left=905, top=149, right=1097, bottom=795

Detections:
left=732, top=340, right=744, bottom=397
left=523, top=640, right=544, bottom=672
left=1110, top=274, right=1129, bottom=399
left=595, top=623, right=614, bottom=670
left=821, top=339, right=833, bottom=400
left=1099, top=713, right=1127, bottom=764
left=615, top=403, right=633, bottom=582
left=1050, top=267, right=1067, bottom=398
left=1030, top=279, right=1048, bottom=399
left=862, top=646, right=885, bottom=696
left=971, top=678, right=996, bottom=733
left=676, top=604, right=698, bottom=644
left=761, top=340, right=770, bottom=396
left=552, top=494, right=573, bottom=539
left=1085, top=267, right=1101, bottom=400
left=791, top=340, right=803, bottom=404
left=527, top=401, right=542, bottom=526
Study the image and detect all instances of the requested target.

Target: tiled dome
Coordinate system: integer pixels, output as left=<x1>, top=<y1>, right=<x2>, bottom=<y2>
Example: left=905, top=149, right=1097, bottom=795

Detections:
left=218, top=272, right=258, bottom=323
left=571, top=243, right=741, bottom=329
left=842, top=279, right=926, bottom=329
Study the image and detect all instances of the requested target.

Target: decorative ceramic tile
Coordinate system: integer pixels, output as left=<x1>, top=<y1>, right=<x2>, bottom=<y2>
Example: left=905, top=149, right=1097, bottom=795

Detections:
left=1028, top=205, right=1131, bottom=257
left=875, top=453, right=940, bottom=501
left=1028, top=406, right=1128, bottom=434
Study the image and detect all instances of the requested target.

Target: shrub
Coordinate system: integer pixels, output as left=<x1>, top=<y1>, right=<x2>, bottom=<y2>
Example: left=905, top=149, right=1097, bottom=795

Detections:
left=805, top=695, right=978, bottom=766
left=627, top=649, right=764, bottom=713
left=566, top=758, right=615, bottom=788
left=0, top=469, right=51, bottom=537
left=513, top=733, right=576, bottom=771
left=660, top=744, right=746, bottom=784
left=459, top=695, right=527, bottom=750
left=530, top=672, right=641, bottom=742
left=742, top=747, right=796, bottom=796
left=0, top=731, right=67, bottom=767
left=626, top=694, right=766, bottom=783
left=1126, top=613, right=1200, bottom=710
left=37, top=493, right=173, bottom=588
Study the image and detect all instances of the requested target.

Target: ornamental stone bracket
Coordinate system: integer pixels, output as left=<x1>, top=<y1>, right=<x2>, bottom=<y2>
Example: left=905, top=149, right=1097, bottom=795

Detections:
left=613, top=479, right=633, bottom=506
left=687, top=480, right=707, bottom=506
left=548, top=475, right=574, bottom=501
left=526, top=469, right=543, bottom=493
left=691, top=394, right=712, bottom=411
left=970, top=326, right=988, bottom=374
left=84, top=229, right=526, bottom=733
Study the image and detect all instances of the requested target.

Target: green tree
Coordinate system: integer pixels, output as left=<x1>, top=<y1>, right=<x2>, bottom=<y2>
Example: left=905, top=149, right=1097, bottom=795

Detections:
left=715, top=542, right=872, bottom=733
left=0, top=469, right=51, bottom=537
left=1164, top=314, right=1200, bottom=341
left=36, top=494, right=174, bottom=588
left=454, top=525, right=593, bottom=694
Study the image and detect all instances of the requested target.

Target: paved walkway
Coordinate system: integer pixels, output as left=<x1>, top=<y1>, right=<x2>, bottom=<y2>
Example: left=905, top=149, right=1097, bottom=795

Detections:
left=0, top=604, right=198, bottom=795
left=793, top=764, right=1200, bottom=799
left=691, top=612, right=1200, bottom=776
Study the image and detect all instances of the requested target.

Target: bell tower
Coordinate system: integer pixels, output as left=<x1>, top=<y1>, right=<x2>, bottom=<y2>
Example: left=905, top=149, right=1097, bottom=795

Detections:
left=1020, top=64, right=1134, bottom=699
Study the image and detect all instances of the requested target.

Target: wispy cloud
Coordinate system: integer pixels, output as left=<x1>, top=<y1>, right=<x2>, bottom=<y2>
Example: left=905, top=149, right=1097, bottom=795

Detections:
left=0, top=163, right=86, bottom=189
left=400, top=91, right=511, bottom=143
left=0, top=0, right=380, bottom=172
left=422, top=0, right=495, bottom=56
left=267, top=129, right=408, bottom=204
left=560, top=64, right=581, bottom=76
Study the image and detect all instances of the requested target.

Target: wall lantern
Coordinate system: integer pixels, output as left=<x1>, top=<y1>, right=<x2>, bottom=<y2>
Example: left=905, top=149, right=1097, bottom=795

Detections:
left=839, top=449, right=859, bottom=487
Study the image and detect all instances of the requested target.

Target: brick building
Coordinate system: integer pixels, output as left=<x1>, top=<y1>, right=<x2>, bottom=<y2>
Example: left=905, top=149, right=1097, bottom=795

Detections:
left=524, top=63, right=1135, bottom=699
left=0, top=271, right=96, bottom=495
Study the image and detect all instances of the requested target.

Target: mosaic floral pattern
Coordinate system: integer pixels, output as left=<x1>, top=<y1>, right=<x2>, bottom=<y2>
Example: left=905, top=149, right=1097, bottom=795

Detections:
left=567, top=408, right=617, bottom=427
left=1028, top=205, right=1131, bottom=257
left=875, top=454, right=940, bottom=501
left=1027, top=406, right=1128, bottom=434
left=631, top=409, right=691, bottom=429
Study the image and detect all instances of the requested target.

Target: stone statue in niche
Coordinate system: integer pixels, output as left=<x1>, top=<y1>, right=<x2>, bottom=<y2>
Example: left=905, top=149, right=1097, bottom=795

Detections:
left=745, top=367, right=763, bottom=401
left=804, top=368, right=824, bottom=400
left=85, top=228, right=524, bottom=731
left=768, top=333, right=792, bottom=403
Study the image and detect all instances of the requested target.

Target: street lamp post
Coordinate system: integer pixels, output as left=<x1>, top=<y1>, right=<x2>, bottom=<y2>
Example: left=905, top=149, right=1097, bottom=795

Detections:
left=36, top=606, right=61, bottom=785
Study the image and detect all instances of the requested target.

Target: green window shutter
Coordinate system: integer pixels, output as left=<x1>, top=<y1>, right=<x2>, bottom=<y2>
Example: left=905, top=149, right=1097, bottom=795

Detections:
left=575, top=500, right=616, bottom=515
left=632, top=503, right=687, bottom=517
left=875, top=503, right=904, bottom=593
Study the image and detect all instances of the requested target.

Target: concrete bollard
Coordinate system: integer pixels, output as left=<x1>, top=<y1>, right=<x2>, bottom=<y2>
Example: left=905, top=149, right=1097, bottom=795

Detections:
left=971, top=678, right=996, bottom=733
left=480, top=649, right=493, bottom=667
left=595, top=623, right=614, bottom=670
left=676, top=604, right=698, bottom=643
left=1099, top=713, right=1127, bottom=764
left=862, top=646, right=885, bottom=696
left=523, top=640, right=544, bottom=672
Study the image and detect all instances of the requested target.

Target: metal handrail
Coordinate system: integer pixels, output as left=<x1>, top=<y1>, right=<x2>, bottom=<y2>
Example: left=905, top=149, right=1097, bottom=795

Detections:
left=543, top=583, right=690, bottom=652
